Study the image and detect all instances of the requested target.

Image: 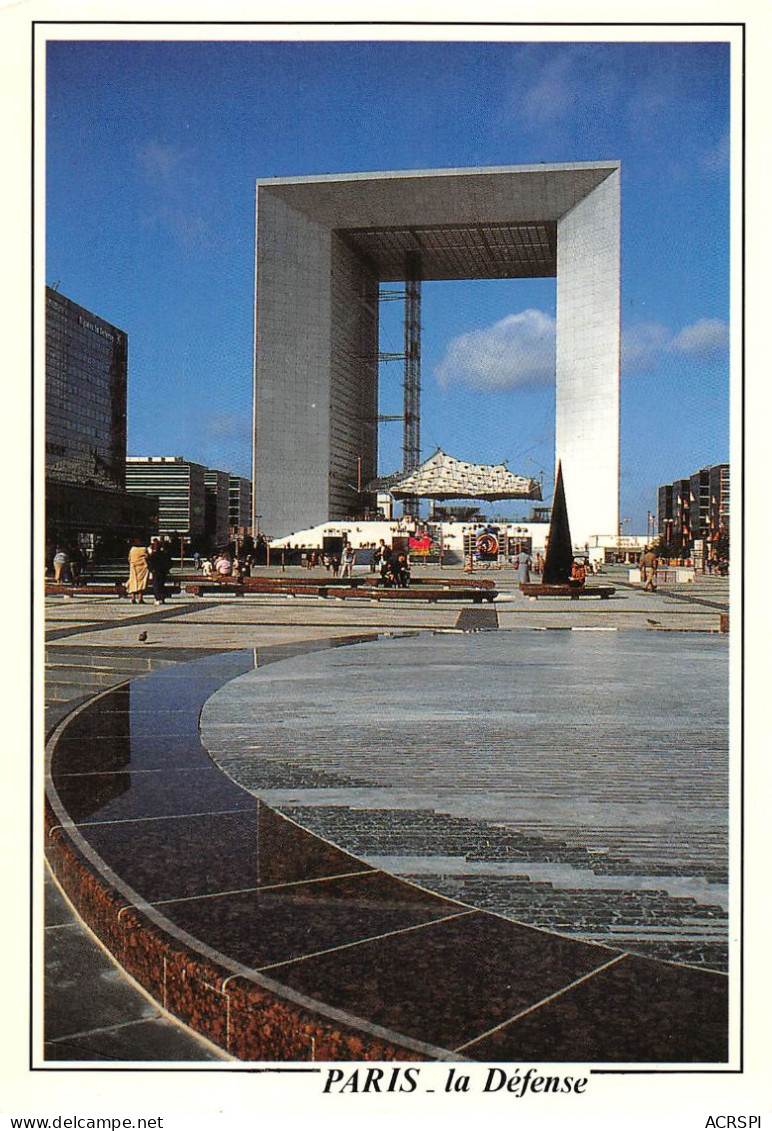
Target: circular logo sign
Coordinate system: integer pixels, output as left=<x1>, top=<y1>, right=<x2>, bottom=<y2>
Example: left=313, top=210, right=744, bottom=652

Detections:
left=475, top=531, right=499, bottom=557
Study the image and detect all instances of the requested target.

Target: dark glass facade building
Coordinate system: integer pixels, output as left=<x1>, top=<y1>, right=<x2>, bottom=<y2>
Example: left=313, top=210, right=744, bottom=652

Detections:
left=45, top=288, right=157, bottom=552
left=204, top=469, right=231, bottom=548
left=46, top=287, right=127, bottom=490
left=657, top=484, right=673, bottom=540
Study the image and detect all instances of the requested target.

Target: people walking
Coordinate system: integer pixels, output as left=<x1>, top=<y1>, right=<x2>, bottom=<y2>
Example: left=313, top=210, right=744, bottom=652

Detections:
left=516, top=546, right=531, bottom=585
left=373, top=539, right=388, bottom=577
left=126, top=538, right=150, bottom=604
left=68, top=544, right=82, bottom=583
left=148, top=538, right=172, bottom=604
left=640, top=546, right=659, bottom=591
left=338, top=542, right=356, bottom=579
left=52, top=546, right=71, bottom=583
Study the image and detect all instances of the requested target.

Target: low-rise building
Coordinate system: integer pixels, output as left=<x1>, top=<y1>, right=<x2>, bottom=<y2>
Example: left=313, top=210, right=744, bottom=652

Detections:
left=125, top=457, right=206, bottom=546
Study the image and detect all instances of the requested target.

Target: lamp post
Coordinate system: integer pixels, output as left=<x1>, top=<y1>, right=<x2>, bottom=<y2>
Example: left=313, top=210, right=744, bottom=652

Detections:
left=617, top=517, right=630, bottom=562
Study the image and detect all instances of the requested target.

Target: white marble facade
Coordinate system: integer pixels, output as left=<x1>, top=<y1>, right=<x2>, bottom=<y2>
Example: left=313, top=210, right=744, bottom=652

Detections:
left=254, top=163, right=620, bottom=543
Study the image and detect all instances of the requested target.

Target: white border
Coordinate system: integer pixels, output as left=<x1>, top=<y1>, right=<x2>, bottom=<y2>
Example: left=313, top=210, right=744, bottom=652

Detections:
left=2, top=5, right=763, bottom=1124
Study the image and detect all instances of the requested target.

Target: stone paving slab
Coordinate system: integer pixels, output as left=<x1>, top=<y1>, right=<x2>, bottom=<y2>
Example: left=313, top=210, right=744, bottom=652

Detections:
left=42, top=567, right=732, bottom=1058
left=175, top=599, right=461, bottom=625
left=497, top=613, right=723, bottom=631
left=44, top=870, right=227, bottom=1061
left=45, top=601, right=141, bottom=621
left=45, top=594, right=726, bottom=638
left=202, top=630, right=729, bottom=970
left=47, top=624, right=387, bottom=650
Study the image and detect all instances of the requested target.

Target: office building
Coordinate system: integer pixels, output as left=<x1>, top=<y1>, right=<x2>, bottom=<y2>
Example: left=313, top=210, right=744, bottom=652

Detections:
left=125, top=457, right=206, bottom=545
left=672, top=479, right=692, bottom=545
left=708, top=464, right=730, bottom=546
left=229, top=475, right=252, bottom=535
left=45, top=287, right=157, bottom=550
left=204, top=468, right=231, bottom=549
left=657, top=464, right=730, bottom=556
left=689, top=469, right=711, bottom=541
left=657, top=485, right=673, bottom=541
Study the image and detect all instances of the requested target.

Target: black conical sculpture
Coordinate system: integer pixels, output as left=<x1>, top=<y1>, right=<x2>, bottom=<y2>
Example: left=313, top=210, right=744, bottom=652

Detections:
left=541, top=461, right=574, bottom=585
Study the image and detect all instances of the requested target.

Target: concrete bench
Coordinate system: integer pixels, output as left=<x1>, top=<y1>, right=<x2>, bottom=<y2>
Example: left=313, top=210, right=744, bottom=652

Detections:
left=520, top=583, right=616, bottom=600
left=330, top=586, right=498, bottom=603
left=185, top=581, right=245, bottom=597
left=46, top=581, right=127, bottom=596
left=360, top=576, right=496, bottom=591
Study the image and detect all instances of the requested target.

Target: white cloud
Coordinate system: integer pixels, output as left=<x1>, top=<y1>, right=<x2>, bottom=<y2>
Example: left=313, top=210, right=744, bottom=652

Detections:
left=702, top=132, right=730, bottom=173
left=623, top=317, right=728, bottom=373
left=672, top=318, right=729, bottom=357
left=205, top=411, right=252, bottom=442
left=435, top=310, right=728, bottom=391
left=137, top=139, right=183, bottom=186
left=519, top=53, right=576, bottom=130
left=621, top=321, right=672, bottom=374
left=136, top=141, right=214, bottom=252
left=435, top=310, right=556, bottom=392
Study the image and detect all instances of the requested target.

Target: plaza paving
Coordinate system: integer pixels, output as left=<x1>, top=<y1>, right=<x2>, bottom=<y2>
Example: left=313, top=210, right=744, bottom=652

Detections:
left=202, top=630, right=728, bottom=971
left=43, top=564, right=731, bottom=1060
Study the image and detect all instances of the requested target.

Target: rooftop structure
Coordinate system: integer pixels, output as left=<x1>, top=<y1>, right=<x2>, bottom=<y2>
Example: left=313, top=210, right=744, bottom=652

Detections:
left=372, top=448, right=541, bottom=501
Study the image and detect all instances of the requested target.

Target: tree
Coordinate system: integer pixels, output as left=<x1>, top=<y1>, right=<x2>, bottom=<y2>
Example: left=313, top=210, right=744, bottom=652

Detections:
left=656, top=531, right=684, bottom=561
left=713, top=527, right=729, bottom=562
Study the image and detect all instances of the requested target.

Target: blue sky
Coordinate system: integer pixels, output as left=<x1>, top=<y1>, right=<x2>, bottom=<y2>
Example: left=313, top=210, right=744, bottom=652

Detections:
left=46, top=37, right=731, bottom=531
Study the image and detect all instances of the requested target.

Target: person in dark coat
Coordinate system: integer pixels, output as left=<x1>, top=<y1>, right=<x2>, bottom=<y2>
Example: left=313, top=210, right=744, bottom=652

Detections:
left=379, top=544, right=392, bottom=586
left=388, top=548, right=410, bottom=588
left=148, top=539, right=172, bottom=604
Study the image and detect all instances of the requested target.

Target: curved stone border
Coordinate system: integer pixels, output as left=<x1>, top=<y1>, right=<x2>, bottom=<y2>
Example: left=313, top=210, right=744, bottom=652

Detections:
left=45, top=640, right=729, bottom=1063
